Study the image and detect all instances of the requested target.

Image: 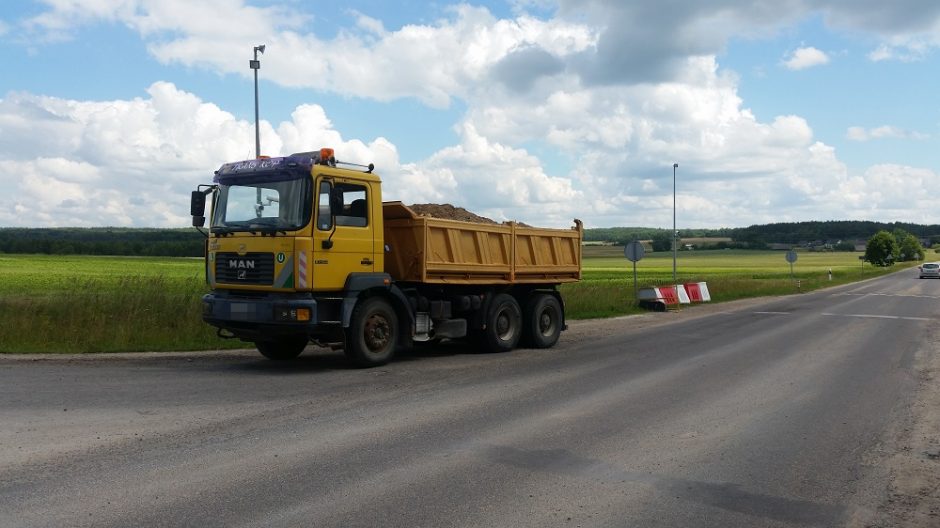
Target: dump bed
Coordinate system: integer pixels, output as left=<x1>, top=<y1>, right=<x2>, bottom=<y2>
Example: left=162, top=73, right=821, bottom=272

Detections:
left=382, top=202, right=582, bottom=285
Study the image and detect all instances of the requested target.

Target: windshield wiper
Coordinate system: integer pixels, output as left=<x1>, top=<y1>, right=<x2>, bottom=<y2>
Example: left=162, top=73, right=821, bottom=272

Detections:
left=211, top=222, right=250, bottom=236
left=210, top=226, right=236, bottom=236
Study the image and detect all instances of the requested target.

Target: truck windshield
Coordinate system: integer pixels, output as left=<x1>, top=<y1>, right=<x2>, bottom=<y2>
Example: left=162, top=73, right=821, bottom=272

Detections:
left=211, top=173, right=311, bottom=233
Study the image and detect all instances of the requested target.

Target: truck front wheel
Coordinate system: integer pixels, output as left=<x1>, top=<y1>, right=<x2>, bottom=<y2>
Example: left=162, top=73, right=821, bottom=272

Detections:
left=523, top=294, right=562, bottom=348
left=255, top=336, right=308, bottom=360
left=346, top=297, right=398, bottom=368
left=478, top=293, right=522, bottom=353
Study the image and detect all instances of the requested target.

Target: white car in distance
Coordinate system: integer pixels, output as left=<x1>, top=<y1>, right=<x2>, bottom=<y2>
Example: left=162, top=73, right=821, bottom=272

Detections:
left=919, top=262, right=940, bottom=279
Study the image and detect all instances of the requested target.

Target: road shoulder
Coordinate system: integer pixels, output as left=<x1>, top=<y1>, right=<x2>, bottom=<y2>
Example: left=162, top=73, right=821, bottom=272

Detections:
left=858, top=324, right=940, bottom=526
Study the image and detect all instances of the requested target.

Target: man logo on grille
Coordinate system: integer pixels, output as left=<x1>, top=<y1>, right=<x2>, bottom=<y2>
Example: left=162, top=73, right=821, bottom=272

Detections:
left=229, top=260, right=255, bottom=269
left=238, top=270, right=247, bottom=280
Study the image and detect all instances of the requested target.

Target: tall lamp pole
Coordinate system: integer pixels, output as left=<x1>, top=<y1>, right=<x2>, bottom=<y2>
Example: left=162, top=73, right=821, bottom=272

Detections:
left=673, top=163, right=678, bottom=285
left=250, top=44, right=266, bottom=158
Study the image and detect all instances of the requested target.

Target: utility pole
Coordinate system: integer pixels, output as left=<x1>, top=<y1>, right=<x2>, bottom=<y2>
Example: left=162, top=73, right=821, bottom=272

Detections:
left=673, top=163, right=678, bottom=284
left=250, top=44, right=265, bottom=210
left=250, top=44, right=266, bottom=158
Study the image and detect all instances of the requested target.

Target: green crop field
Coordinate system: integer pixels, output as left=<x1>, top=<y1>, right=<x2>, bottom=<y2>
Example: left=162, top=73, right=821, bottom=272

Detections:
left=0, top=255, right=226, bottom=353
left=562, top=246, right=905, bottom=319
left=0, top=249, right=913, bottom=353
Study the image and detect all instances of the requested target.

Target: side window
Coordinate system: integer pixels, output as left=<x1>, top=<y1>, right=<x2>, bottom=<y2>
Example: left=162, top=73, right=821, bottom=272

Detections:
left=317, top=181, right=332, bottom=231
left=335, top=183, right=368, bottom=228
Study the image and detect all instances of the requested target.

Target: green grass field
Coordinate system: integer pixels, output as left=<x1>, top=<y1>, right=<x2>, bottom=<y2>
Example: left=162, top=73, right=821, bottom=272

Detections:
left=0, top=249, right=912, bottom=353
left=0, top=255, right=226, bottom=353
left=563, top=246, right=901, bottom=319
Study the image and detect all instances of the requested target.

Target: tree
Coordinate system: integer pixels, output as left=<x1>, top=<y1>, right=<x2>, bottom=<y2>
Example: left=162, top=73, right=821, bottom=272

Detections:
left=865, top=230, right=899, bottom=266
left=898, top=233, right=925, bottom=261
left=650, top=231, right=673, bottom=252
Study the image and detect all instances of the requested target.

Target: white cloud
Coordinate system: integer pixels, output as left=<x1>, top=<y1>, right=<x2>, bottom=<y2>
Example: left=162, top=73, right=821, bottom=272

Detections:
left=867, top=40, right=931, bottom=62
left=0, top=84, right=394, bottom=227
left=846, top=125, right=929, bottom=141
left=21, top=1, right=594, bottom=109
left=8, top=1, right=940, bottom=229
left=831, top=164, right=938, bottom=223
left=392, top=123, right=581, bottom=226
left=0, top=82, right=589, bottom=228
left=19, top=1, right=940, bottom=99
left=454, top=54, right=867, bottom=228
left=0, top=55, right=912, bottom=230
left=783, top=46, right=831, bottom=70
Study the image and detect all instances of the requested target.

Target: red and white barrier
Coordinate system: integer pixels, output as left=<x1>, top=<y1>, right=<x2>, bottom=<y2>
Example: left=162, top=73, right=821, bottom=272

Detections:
left=695, top=282, right=711, bottom=302
left=637, top=282, right=711, bottom=311
left=676, top=285, right=691, bottom=304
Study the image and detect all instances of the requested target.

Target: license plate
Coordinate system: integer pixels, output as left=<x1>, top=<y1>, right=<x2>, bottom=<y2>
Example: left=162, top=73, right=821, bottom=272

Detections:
left=230, top=302, right=252, bottom=320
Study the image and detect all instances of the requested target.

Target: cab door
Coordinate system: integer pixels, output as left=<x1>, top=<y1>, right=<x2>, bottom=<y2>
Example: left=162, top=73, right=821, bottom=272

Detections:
left=311, top=176, right=376, bottom=291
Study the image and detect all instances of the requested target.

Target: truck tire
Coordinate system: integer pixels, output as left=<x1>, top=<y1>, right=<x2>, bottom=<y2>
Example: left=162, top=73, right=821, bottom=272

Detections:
left=345, top=297, right=398, bottom=368
left=478, top=293, right=522, bottom=353
left=523, top=294, right=562, bottom=348
left=255, top=336, right=308, bottom=360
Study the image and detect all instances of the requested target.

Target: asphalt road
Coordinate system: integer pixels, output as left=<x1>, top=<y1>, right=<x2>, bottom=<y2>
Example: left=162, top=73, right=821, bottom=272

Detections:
left=1, top=270, right=938, bottom=527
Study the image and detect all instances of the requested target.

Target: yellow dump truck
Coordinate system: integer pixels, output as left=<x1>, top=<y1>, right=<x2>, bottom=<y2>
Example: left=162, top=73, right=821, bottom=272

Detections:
left=190, top=148, right=582, bottom=367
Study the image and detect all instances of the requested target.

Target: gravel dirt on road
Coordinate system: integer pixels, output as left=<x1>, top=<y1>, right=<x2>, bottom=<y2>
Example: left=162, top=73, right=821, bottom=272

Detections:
left=856, top=323, right=940, bottom=527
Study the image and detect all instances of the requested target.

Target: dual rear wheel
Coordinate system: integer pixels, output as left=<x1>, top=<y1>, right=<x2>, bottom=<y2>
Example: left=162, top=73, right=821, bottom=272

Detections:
left=476, top=292, right=562, bottom=353
left=523, top=294, right=562, bottom=349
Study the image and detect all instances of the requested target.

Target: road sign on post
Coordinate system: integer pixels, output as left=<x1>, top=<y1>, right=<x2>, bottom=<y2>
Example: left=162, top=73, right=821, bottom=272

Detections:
left=625, top=240, right=645, bottom=262
left=624, top=241, right=645, bottom=301
left=786, top=249, right=798, bottom=279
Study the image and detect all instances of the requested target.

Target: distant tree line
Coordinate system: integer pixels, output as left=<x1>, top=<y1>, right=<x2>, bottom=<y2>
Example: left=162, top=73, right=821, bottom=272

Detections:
left=0, top=228, right=204, bottom=257
left=583, top=227, right=734, bottom=246
left=585, top=220, right=940, bottom=251
left=4, top=220, right=938, bottom=257
left=732, top=220, right=940, bottom=246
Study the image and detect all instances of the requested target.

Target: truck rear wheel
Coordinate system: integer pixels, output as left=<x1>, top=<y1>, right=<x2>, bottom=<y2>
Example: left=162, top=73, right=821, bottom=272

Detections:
left=256, top=336, right=308, bottom=360
left=523, top=294, right=562, bottom=348
left=345, top=297, right=398, bottom=368
left=478, top=293, right=522, bottom=353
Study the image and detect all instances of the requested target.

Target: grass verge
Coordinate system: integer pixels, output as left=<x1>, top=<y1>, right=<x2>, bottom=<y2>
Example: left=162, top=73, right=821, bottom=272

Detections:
left=0, top=251, right=914, bottom=353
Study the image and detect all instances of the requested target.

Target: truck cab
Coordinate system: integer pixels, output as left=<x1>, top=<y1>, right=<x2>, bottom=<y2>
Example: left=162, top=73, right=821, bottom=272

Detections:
left=193, top=149, right=404, bottom=365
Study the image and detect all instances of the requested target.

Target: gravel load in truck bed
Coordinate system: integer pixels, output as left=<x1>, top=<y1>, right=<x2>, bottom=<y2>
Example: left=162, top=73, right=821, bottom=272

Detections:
left=407, top=204, right=498, bottom=224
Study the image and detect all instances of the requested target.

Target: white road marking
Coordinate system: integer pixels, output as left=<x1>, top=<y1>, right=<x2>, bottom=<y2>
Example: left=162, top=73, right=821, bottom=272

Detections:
left=753, top=311, right=791, bottom=315
left=834, top=292, right=940, bottom=299
left=822, top=313, right=930, bottom=322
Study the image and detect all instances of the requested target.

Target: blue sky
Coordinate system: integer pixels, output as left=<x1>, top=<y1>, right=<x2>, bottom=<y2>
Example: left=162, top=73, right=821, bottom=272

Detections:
left=1, top=1, right=938, bottom=229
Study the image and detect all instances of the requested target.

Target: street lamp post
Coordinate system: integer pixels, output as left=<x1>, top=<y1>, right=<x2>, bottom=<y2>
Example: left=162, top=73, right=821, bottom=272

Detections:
left=673, top=163, right=678, bottom=285
left=250, top=44, right=266, bottom=159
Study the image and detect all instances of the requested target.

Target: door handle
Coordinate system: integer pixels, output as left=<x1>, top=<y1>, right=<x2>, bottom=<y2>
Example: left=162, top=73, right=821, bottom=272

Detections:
left=361, top=258, right=373, bottom=266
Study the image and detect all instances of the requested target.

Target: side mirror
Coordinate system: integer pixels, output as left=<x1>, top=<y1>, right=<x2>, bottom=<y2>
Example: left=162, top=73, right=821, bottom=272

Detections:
left=193, top=216, right=206, bottom=227
left=190, top=191, right=206, bottom=217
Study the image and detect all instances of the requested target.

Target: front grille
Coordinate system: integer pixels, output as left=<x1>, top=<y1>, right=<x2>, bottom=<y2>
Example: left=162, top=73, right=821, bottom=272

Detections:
left=215, top=252, right=274, bottom=285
